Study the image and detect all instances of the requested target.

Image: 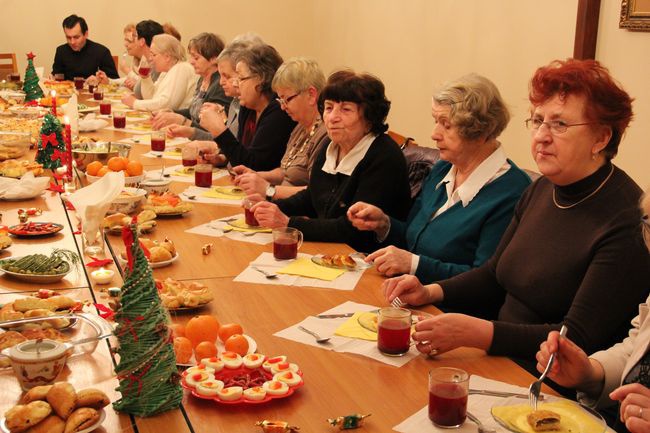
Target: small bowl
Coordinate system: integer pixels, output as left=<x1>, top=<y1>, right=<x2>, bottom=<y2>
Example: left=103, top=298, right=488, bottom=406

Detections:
left=2, top=339, right=71, bottom=390
left=108, top=187, right=147, bottom=214
left=73, top=142, right=131, bottom=172
left=140, top=178, right=171, bottom=195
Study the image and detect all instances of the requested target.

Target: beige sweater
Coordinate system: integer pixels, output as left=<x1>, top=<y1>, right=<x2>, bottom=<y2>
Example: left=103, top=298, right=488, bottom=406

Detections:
left=134, top=61, right=197, bottom=111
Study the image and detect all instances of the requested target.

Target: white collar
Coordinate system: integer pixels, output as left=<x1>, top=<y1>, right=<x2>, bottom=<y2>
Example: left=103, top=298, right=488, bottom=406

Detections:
left=435, top=145, right=509, bottom=207
left=321, top=133, right=377, bottom=175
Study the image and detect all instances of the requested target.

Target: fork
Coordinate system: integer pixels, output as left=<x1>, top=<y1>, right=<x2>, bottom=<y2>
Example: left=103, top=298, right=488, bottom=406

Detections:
left=528, top=324, right=568, bottom=409
left=391, top=296, right=404, bottom=308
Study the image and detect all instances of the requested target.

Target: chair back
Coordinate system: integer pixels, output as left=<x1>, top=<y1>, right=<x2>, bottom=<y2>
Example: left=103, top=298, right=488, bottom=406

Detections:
left=0, top=53, right=17, bottom=80
left=388, top=130, right=440, bottom=198
left=112, top=55, right=119, bottom=71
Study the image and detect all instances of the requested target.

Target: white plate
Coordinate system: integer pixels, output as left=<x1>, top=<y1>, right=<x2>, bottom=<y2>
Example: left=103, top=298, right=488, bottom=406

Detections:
left=177, top=334, right=257, bottom=367
left=1, top=409, right=105, bottom=433
left=0, top=258, right=70, bottom=283
left=118, top=252, right=179, bottom=269
left=78, top=106, right=100, bottom=113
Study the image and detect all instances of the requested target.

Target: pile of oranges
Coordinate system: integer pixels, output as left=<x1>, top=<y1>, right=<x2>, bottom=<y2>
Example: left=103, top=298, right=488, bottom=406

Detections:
left=86, top=157, right=143, bottom=178
left=171, top=315, right=249, bottom=364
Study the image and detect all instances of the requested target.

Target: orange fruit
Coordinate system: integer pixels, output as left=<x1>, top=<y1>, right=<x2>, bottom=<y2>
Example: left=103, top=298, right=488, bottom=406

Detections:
left=107, top=156, right=127, bottom=172
left=169, top=323, right=185, bottom=339
left=173, top=336, right=193, bottom=364
left=97, top=166, right=110, bottom=177
left=218, top=323, right=243, bottom=343
left=185, top=315, right=220, bottom=348
left=86, top=161, right=103, bottom=176
left=126, top=160, right=143, bottom=176
left=194, top=341, right=218, bottom=361
left=224, top=334, right=249, bottom=356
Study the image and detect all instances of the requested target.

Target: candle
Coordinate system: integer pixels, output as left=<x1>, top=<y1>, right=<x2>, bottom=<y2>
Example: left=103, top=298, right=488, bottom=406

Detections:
left=51, top=90, right=57, bottom=116
left=91, top=268, right=115, bottom=285
left=64, top=116, right=72, bottom=179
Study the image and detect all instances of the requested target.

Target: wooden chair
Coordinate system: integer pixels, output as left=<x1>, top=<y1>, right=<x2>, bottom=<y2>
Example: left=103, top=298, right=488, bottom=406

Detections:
left=0, top=53, right=17, bottom=80
left=388, top=130, right=440, bottom=198
left=112, top=55, right=119, bottom=71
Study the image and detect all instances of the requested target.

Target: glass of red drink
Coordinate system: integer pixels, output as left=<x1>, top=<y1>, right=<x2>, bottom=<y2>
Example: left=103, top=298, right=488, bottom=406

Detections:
left=99, top=102, right=111, bottom=115
left=377, top=307, right=412, bottom=356
left=242, top=198, right=260, bottom=227
left=54, top=73, right=65, bottom=81
left=272, top=227, right=303, bottom=260
left=9, top=73, right=20, bottom=82
left=93, top=89, right=103, bottom=101
left=428, top=367, right=469, bottom=428
left=74, top=77, right=84, bottom=90
left=181, top=146, right=197, bottom=167
left=88, top=83, right=95, bottom=94
left=138, top=57, right=151, bottom=77
left=194, top=163, right=213, bottom=187
left=151, top=131, right=166, bottom=152
left=113, top=111, right=126, bottom=129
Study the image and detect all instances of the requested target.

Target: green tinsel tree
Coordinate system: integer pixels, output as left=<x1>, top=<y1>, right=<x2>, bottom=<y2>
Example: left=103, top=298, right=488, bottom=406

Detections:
left=113, top=224, right=182, bottom=417
left=22, top=52, right=43, bottom=102
left=35, top=113, right=65, bottom=170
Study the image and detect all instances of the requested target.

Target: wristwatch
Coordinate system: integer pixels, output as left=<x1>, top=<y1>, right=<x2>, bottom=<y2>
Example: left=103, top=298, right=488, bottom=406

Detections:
left=265, top=185, right=276, bottom=201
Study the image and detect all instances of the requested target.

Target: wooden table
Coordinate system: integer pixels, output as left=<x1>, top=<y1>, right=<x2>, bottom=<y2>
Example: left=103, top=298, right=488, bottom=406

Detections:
left=0, top=96, right=553, bottom=433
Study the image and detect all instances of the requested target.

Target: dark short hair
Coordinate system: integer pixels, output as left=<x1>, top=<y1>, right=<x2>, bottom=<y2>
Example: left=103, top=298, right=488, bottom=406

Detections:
left=62, top=14, right=88, bottom=34
left=136, top=20, right=164, bottom=47
left=236, top=44, right=283, bottom=98
left=319, top=70, right=391, bottom=135
left=188, top=33, right=225, bottom=62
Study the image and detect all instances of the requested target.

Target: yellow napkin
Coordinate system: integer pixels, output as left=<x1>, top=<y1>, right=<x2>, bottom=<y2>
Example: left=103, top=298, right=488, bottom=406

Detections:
left=226, top=218, right=271, bottom=233
left=277, top=258, right=345, bottom=281
left=201, top=186, right=245, bottom=199
left=173, top=167, right=194, bottom=177
left=164, top=150, right=182, bottom=157
left=334, top=312, right=377, bottom=341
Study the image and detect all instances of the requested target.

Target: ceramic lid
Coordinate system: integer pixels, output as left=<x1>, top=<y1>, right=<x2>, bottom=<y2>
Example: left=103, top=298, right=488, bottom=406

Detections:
left=7, top=339, right=68, bottom=362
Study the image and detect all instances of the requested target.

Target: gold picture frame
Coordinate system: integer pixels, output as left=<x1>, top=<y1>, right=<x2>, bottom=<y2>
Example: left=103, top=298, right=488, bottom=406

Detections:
left=620, top=0, right=650, bottom=31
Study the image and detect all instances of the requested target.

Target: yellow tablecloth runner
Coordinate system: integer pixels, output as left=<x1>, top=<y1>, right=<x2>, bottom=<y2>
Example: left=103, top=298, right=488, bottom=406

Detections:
left=334, top=312, right=377, bottom=341
left=201, top=186, right=246, bottom=200
left=277, top=258, right=345, bottom=281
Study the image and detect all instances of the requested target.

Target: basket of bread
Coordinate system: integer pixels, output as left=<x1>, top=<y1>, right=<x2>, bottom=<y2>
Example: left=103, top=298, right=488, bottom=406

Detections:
left=119, top=237, right=178, bottom=268
left=101, top=209, right=156, bottom=235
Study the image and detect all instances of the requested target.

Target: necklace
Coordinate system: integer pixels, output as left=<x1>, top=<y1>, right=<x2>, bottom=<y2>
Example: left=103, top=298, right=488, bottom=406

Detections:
left=552, top=165, right=614, bottom=209
left=281, top=119, right=321, bottom=170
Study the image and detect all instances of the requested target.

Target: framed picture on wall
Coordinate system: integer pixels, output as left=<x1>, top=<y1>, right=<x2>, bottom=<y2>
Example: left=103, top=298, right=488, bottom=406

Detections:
left=620, top=0, right=650, bottom=31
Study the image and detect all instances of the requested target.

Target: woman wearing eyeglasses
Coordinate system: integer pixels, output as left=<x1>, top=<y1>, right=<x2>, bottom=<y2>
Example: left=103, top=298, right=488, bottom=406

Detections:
left=231, top=57, right=330, bottom=200
left=199, top=44, right=296, bottom=171
left=383, top=59, right=650, bottom=363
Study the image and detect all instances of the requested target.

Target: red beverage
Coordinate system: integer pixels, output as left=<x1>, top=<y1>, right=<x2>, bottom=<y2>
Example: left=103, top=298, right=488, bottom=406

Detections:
left=74, top=77, right=84, bottom=90
left=244, top=208, right=259, bottom=227
left=273, top=238, right=298, bottom=260
left=182, top=158, right=197, bottom=167
left=151, top=138, right=166, bottom=152
left=9, top=73, right=20, bottom=82
left=195, top=170, right=212, bottom=187
left=428, top=384, right=468, bottom=427
left=93, top=91, right=103, bottom=101
left=88, top=84, right=95, bottom=94
left=139, top=67, right=151, bottom=77
left=113, top=116, right=126, bottom=128
left=99, top=102, right=111, bottom=115
left=377, top=320, right=411, bottom=355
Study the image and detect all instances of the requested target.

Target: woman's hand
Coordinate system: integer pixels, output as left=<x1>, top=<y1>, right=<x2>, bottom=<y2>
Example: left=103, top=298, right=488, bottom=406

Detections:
left=123, top=76, right=137, bottom=90
left=231, top=165, right=254, bottom=176
left=93, top=71, right=107, bottom=85
left=381, top=275, right=441, bottom=306
left=367, top=246, right=413, bottom=277
left=347, top=201, right=389, bottom=235
left=251, top=200, right=290, bottom=228
left=235, top=173, right=269, bottom=196
left=153, top=112, right=185, bottom=130
left=121, top=94, right=136, bottom=109
left=412, top=313, right=493, bottom=355
left=535, top=331, right=602, bottom=389
left=611, top=384, right=650, bottom=432
left=167, top=125, right=194, bottom=138
left=199, top=103, right=227, bottom=137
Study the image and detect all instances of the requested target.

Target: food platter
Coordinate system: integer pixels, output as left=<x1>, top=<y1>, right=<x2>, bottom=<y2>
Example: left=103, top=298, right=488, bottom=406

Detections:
left=118, top=252, right=179, bottom=269
left=1, top=409, right=105, bottom=433
left=0, top=258, right=70, bottom=283
left=8, top=222, right=63, bottom=237
left=311, top=253, right=371, bottom=270
left=154, top=208, right=192, bottom=217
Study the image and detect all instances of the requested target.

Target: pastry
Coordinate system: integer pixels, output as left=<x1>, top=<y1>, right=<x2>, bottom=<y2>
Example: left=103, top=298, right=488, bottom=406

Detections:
left=527, top=409, right=561, bottom=432
left=46, top=382, right=77, bottom=419
left=63, top=407, right=99, bottom=433
left=101, top=213, right=128, bottom=229
left=4, top=401, right=52, bottom=433
left=149, top=246, right=172, bottom=263
left=0, top=331, right=27, bottom=367
left=75, top=389, right=110, bottom=410
left=21, top=385, right=53, bottom=404
left=24, top=415, right=65, bottom=433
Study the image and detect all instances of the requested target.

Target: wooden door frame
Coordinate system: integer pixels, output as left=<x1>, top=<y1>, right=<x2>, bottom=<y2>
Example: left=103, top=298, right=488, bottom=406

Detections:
left=574, top=0, right=601, bottom=59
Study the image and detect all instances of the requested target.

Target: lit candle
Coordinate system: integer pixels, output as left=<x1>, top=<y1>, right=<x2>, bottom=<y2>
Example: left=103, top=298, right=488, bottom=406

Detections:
left=64, top=116, right=72, bottom=179
left=51, top=90, right=57, bottom=116
left=91, top=268, right=115, bottom=285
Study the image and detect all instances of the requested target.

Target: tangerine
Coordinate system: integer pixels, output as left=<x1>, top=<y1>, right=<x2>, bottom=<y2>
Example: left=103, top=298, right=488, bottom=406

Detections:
left=218, top=323, right=243, bottom=343
left=194, top=341, right=218, bottom=361
left=86, top=161, right=103, bottom=176
left=126, top=160, right=144, bottom=176
left=224, top=334, right=249, bottom=356
left=97, top=166, right=110, bottom=177
left=185, top=315, right=220, bottom=348
left=169, top=323, right=185, bottom=339
left=173, top=336, right=193, bottom=364
left=107, top=156, right=127, bottom=172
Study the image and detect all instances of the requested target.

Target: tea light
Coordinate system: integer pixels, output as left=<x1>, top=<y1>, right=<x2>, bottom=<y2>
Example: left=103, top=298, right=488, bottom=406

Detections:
left=91, top=268, right=114, bottom=285
left=108, top=287, right=121, bottom=297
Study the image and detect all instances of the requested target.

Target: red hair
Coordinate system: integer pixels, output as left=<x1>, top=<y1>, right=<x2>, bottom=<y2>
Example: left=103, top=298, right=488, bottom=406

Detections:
left=529, top=58, right=633, bottom=159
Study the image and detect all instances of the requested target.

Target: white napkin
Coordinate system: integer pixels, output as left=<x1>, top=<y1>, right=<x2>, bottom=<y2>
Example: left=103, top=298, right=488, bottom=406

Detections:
left=0, top=172, right=49, bottom=200
left=68, top=171, right=125, bottom=246
left=62, top=94, right=79, bottom=135
left=185, top=216, right=273, bottom=245
left=78, top=113, right=109, bottom=132
left=274, top=301, right=419, bottom=367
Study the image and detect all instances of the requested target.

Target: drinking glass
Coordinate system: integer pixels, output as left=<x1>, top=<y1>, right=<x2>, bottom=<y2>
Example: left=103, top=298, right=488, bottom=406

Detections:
left=99, top=102, right=111, bottom=115
left=194, top=164, right=213, bottom=187
left=242, top=197, right=260, bottom=227
left=113, top=111, right=126, bottom=129
left=272, top=227, right=303, bottom=260
left=181, top=146, right=197, bottom=167
left=74, top=77, right=84, bottom=90
left=377, top=307, right=412, bottom=356
left=82, top=229, right=105, bottom=256
left=93, top=88, right=103, bottom=101
left=151, top=131, right=166, bottom=152
left=138, top=57, right=151, bottom=78
left=53, top=73, right=65, bottom=81
left=428, top=367, right=469, bottom=428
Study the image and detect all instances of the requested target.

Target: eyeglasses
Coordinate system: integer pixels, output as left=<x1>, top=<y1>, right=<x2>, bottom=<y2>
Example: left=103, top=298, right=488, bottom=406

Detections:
left=525, top=118, right=595, bottom=134
left=235, top=75, right=255, bottom=84
left=642, top=216, right=650, bottom=244
left=276, top=92, right=301, bottom=107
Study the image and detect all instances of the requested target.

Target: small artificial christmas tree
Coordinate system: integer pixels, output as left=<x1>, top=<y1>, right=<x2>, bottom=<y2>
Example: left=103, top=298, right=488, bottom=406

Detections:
left=22, top=52, right=43, bottom=102
left=113, top=224, right=182, bottom=417
left=35, top=113, right=65, bottom=170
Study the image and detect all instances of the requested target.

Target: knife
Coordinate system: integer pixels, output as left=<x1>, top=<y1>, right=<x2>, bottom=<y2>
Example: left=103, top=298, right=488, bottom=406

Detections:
left=316, top=312, right=355, bottom=319
left=468, top=389, right=544, bottom=400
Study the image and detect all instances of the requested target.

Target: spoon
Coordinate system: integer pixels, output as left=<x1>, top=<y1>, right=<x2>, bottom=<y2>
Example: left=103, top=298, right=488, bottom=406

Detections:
left=466, top=411, right=496, bottom=433
left=297, top=326, right=331, bottom=344
left=251, top=266, right=277, bottom=279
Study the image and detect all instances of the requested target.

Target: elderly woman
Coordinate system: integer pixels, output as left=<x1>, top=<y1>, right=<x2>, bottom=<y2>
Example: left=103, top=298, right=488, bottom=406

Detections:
left=536, top=194, right=650, bottom=433
left=121, top=33, right=197, bottom=111
left=199, top=44, right=296, bottom=171
left=384, top=59, right=650, bottom=361
left=232, top=57, right=330, bottom=200
left=250, top=70, right=411, bottom=252
left=151, top=32, right=231, bottom=139
left=347, top=74, right=530, bottom=281
left=94, top=24, right=140, bottom=89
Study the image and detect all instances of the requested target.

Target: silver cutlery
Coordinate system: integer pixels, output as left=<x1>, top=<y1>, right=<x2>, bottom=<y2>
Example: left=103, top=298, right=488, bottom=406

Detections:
left=469, top=389, right=543, bottom=400
left=219, top=216, right=239, bottom=223
left=251, top=266, right=277, bottom=279
left=242, top=231, right=258, bottom=237
left=466, top=411, right=496, bottom=433
left=317, top=312, right=355, bottom=319
left=529, top=324, right=568, bottom=409
left=391, top=296, right=405, bottom=308
left=297, top=326, right=331, bottom=344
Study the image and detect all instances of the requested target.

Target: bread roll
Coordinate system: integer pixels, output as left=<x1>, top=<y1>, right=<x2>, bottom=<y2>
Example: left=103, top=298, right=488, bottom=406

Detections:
left=24, top=415, right=65, bottom=433
left=75, top=389, right=109, bottom=409
left=21, top=385, right=53, bottom=404
left=63, top=408, right=99, bottom=433
left=149, top=246, right=172, bottom=263
left=46, top=382, right=77, bottom=420
left=101, top=213, right=128, bottom=229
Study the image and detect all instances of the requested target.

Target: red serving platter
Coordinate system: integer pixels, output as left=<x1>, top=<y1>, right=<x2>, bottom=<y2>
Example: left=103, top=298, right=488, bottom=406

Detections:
left=8, top=222, right=64, bottom=237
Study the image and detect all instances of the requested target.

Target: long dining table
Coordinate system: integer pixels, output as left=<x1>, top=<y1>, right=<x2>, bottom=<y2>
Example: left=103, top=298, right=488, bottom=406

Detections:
left=0, top=92, right=555, bottom=433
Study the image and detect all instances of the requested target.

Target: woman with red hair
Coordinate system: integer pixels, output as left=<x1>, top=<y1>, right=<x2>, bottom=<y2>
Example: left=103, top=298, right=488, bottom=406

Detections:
left=382, top=59, right=650, bottom=364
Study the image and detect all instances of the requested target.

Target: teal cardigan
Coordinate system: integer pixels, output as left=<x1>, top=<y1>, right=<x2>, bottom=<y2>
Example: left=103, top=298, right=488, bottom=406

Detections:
left=385, top=160, right=531, bottom=283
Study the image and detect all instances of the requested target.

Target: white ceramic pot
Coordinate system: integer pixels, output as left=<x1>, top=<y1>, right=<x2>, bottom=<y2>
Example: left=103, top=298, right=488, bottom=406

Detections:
left=139, top=178, right=171, bottom=195
left=2, top=339, right=72, bottom=390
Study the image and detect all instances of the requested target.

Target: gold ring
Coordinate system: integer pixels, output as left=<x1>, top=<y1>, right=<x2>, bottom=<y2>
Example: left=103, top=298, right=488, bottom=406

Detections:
left=639, top=407, right=644, bottom=419
left=428, top=347, right=439, bottom=357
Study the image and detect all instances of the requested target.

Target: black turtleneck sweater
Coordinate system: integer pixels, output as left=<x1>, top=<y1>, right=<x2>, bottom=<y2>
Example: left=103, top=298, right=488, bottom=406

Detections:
left=440, top=162, right=650, bottom=359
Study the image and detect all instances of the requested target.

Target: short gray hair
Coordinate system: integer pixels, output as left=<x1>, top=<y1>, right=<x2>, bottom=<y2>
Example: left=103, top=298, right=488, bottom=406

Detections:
left=217, top=33, right=264, bottom=63
left=433, top=73, right=510, bottom=141
left=272, top=57, right=326, bottom=93
left=151, top=33, right=186, bottom=63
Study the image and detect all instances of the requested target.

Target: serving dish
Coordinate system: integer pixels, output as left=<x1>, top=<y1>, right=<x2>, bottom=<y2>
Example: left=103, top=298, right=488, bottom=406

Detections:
left=0, top=408, right=106, bottom=433
left=117, top=252, right=179, bottom=269
left=311, top=253, right=371, bottom=270
left=108, top=188, right=147, bottom=215
left=8, top=222, right=63, bottom=237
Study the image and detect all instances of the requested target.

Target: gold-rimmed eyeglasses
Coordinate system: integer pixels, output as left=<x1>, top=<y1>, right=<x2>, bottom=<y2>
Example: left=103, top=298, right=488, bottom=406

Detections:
left=642, top=215, right=650, bottom=245
left=234, top=75, right=255, bottom=84
left=276, top=92, right=301, bottom=107
left=525, top=118, right=595, bottom=134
